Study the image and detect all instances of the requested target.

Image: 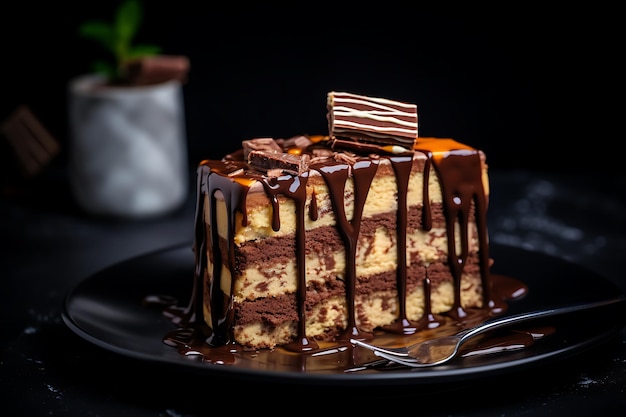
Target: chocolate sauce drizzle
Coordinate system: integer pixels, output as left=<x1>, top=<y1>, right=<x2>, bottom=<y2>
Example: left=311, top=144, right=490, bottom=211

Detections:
left=415, top=145, right=503, bottom=320
left=381, top=156, right=419, bottom=334
left=317, top=159, right=380, bottom=341
left=259, top=173, right=318, bottom=351
left=158, top=132, right=527, bottom=370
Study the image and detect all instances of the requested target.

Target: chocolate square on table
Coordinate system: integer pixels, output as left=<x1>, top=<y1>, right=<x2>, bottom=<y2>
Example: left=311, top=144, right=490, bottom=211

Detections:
left=1, top=106, right=60, bottom=177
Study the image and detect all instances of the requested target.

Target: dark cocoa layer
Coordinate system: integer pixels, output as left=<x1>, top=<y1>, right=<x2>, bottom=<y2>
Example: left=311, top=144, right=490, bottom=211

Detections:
left=229, top=203, right=477, bottom=274
left=233, top=255, right=482, bottom=334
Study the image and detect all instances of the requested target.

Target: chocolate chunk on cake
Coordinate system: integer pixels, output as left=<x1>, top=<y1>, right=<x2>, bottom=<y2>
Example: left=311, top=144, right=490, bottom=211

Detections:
left=169, top=91, right=501, bottom=353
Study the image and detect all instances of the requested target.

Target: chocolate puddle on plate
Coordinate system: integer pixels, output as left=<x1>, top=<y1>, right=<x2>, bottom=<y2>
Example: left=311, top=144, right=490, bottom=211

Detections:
left=141, top=273, right=560, bottom=373
left=160, top=321, right=551, bottom=374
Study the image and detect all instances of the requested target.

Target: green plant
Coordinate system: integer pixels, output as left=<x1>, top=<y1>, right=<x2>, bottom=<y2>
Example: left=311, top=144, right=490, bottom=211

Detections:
left=78, top=0, right=161, bottom=82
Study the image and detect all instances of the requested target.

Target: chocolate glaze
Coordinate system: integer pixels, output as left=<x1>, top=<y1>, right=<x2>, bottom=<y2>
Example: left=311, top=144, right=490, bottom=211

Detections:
left=159, top=132, right=529, bottom=367
left=318, top=158, right=380, bottom=342
left=414, top=141, right=503, bottom=321
left=381, top=156, right=419, bottom=334
left=259, top=172, right=318, bottom=351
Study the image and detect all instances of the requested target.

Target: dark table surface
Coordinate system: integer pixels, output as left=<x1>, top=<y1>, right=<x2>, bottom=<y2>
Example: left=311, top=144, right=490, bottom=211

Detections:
left=2, top=166, right=625, bottom=416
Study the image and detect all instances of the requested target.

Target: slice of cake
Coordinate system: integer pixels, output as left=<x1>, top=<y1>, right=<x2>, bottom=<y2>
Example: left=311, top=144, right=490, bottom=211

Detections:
left=169, top=91, right=502, bottom=353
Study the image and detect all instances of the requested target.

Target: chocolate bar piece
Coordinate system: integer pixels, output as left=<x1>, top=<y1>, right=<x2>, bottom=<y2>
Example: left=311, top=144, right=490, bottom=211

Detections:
left=248, top=150, right=310, bottom=176
left=242, top=137, right=282, bottom=161
left=327, top=91, right=418, bottom=148
left=1, top=106, right=60, bottom=177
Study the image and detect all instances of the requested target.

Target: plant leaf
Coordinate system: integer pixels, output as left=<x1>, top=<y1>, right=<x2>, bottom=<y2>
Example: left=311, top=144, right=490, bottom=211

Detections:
left=115, top=0, right=142, bottom=46
left=78, top=0, right=161, bottom=82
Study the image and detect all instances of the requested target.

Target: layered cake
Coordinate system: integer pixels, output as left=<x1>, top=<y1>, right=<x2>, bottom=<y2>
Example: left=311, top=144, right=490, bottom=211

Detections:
left=170, top=91, right=502, bottom=353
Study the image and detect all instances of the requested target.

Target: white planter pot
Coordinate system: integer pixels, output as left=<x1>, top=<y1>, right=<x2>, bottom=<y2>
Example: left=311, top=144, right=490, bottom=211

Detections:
left=68, top=74, right=189, bottom=218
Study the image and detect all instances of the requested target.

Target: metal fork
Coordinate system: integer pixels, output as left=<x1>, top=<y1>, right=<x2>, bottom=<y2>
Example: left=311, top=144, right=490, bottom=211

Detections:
left=351, top=296, right=626, bottom=368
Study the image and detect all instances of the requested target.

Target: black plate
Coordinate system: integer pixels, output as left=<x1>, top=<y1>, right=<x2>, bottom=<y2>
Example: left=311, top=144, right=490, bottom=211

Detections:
left=61, top=243, right=625, bottom=386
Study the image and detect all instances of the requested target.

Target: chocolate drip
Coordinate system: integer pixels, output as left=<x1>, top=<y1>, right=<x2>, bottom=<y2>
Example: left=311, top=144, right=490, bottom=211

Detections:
left=417, top=145, right=496, bottom=320
left=204, top=170, right=252, bottom=348
left=382, top=156, right=423, bottom=335
left=309, top=188, right=319, bottom=221
left=421, top=156, right=433, bottom=231
left=419, top=275, right=446, bottom=329
left=317, top=159, right=379, bottom=341
left=259, top=173, right=319, bottom=352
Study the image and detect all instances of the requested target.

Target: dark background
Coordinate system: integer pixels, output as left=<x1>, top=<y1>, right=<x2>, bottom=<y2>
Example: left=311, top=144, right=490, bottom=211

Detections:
left=1, top=2, right=621, bottom=175
left=2, top=4, right=626, bottom=416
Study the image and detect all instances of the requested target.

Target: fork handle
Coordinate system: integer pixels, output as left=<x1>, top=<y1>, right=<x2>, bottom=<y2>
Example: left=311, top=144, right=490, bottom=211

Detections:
left=459, top=295, right=626, bottom=343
